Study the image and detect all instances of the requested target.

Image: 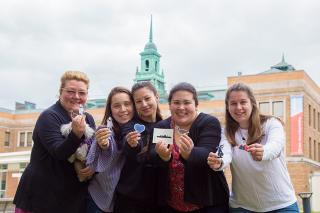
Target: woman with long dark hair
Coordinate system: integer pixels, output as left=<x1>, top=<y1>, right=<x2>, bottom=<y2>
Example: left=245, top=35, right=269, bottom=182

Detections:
left=86, top=87, right=135, bottom=213
left=114, top=81, right=163, bottom=213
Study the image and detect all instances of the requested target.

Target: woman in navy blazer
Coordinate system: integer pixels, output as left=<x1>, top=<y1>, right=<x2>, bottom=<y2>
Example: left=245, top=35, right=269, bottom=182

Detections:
left=153, top=82, right=229, bottom=213
left=14, top=71, right=95, bottom=213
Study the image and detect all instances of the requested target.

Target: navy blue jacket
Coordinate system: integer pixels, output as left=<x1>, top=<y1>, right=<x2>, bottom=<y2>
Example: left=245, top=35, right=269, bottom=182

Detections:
left=153, top=113, right=229, bottom=207
left=14, top=101, right=95, bottom=213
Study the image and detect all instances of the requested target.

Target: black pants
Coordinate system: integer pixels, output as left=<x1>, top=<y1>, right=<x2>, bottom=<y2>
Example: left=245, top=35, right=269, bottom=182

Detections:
left=114, top=193, right=162, bottom=213
left=162, top=205, right=229, bottom=213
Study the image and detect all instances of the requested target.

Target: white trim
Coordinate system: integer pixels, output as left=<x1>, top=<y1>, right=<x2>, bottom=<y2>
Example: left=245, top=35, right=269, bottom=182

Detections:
left=0, top=151, right=31, bottom=164
left=286, top=156, right=320, bottom=167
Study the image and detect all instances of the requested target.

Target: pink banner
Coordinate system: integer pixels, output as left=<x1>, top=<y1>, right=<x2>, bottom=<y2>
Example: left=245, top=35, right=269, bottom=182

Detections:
left=290, top=95, right=304, bottom=155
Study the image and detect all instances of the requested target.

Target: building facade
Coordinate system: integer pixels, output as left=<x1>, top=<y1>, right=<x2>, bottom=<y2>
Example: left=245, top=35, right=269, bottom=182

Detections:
left=1, top=24, right=320, bottom=210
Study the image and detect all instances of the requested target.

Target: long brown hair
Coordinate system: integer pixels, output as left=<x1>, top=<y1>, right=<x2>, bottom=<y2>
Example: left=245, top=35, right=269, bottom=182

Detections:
left=131, top=81, right=163, bottom=121
left=225, top=83, right=272, bottom=146
left=101, top=87, right=135, bottom=141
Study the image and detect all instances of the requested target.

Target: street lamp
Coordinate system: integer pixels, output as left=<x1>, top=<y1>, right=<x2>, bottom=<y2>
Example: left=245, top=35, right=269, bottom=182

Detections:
left=298, top=192, right=312, bottom=213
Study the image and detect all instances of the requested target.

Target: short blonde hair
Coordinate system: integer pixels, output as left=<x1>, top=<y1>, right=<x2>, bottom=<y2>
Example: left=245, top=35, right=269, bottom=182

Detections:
left=59, top=71, right=90, bottom=94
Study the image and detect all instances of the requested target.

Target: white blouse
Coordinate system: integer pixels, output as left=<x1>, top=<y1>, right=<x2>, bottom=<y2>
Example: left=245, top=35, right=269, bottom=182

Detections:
left=218, top=118, right=297, bottom=212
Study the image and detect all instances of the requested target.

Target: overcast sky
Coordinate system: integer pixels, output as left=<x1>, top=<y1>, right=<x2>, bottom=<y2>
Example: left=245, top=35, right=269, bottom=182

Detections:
left=1, top=0, right=319, bottom=110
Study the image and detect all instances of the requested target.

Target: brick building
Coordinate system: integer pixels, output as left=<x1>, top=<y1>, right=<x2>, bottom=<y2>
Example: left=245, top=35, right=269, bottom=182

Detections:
left=1, top=23, right=320, bottom=210
left=1, top=59, right=320, bottom=210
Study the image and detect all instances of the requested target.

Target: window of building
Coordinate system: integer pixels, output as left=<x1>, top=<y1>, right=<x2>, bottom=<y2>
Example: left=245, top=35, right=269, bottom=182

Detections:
left=313, top=108, right=316, bottom=129
left=0, top=164, right=7, bottom=198
left=259, top=102, right=270, bottom=115
left=19, top=163, right=28, bottom=173
left=318, top=142, right=320, bottom=162
left=4, top=131, right=10, bottom=147
left=18, top=131, right=33, bottom=147
left=314, top=140, right=317, bottom=161
left=27, top=132, right=33, bottom=147
left=309, top=137, right=312, bottom=159
left=145, top=60, right=149, bottom=71
left=19, top=132, right=25, bottom=147
left=308, top=105, right=311, bottom=126
left=272, top=101, right=284, bottom=120
left=318, top=112, right=320, bottom=132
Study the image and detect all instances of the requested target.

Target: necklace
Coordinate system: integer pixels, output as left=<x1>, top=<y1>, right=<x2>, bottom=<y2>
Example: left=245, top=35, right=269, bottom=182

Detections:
left=175, top=125, right=189, bottom=135
left=239, top=129, right=247, bottom=142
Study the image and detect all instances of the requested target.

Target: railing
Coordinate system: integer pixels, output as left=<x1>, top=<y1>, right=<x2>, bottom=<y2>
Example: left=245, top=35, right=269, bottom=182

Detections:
left=0, top=198, right=14, bottom=213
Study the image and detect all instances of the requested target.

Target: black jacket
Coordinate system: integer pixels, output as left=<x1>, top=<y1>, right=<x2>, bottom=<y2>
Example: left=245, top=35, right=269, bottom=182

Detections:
left=14, top=101, right=95, bottom=213
left=116, top=116, right=162, bottom=207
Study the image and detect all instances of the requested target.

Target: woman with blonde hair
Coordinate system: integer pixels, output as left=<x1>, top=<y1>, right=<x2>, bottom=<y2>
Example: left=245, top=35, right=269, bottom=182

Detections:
left=14, top=71, right=95, bottom=213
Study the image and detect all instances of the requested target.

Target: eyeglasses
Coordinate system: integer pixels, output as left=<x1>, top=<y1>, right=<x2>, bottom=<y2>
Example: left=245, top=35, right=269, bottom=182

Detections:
left=62, top=88, right=88, bottom=98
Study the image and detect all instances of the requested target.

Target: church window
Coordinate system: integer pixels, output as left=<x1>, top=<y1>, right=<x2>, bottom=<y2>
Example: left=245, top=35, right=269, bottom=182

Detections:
left=145, top=60, right=149, bottom=71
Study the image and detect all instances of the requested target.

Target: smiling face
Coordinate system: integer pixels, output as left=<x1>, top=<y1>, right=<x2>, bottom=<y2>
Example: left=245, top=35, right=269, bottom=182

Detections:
left=169, top=90, right=198, bottom=129
left=59, top=79, right=88, bottom=113
left=227, top=90, right=253, bottom=129
left=133, top=87, right=159, bottom=122
left=111, top=92, right=134, bottom=124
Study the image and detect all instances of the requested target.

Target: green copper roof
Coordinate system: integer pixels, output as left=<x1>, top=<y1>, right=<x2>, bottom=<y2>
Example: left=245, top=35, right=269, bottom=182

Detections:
left=261, top=54, right=295, bottom=74
left=144, top=15, right=157, bottom=51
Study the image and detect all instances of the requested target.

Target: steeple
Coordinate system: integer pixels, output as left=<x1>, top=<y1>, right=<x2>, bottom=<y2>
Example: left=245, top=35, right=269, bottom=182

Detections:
left=144, top=15, right=158, bottom=52
left=149, top=15, right=153, bottom=43
left=134, top=16, right=167, bottom=103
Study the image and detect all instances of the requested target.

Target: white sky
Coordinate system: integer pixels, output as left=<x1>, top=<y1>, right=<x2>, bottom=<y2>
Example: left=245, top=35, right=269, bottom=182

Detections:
left=1, top=0, right=319, bottom=109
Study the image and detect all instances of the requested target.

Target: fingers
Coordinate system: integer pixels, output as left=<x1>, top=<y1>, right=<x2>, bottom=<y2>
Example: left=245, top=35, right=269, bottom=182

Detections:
left=155, top=142, right=172, bottom=161
left=71, top=114, right=86, bottom=138
left=79, top=166, right=95, bottom=177
left=95, top=127, right=111, bottom=149
left=179, top=135, right=194, bottom=152
left=178, top=135, right=194, bottom=160
left=248, top=143, right=264, bottom=161
left=207, top=152, right=222, bottom=169
left=126, top=131, right=140, bottom=148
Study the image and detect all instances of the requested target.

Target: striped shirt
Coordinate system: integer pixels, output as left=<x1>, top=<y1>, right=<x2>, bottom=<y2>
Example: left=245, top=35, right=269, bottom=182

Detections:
left=86, top=119, right=125, bottom=212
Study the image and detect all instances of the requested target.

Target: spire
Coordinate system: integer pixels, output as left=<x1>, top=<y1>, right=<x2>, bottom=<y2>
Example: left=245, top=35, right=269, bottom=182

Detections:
left=149, top=15, right=153, bottom=43
left=281, top=53, right=285, bottom=63
left=143, top=15, right=158, bottom=52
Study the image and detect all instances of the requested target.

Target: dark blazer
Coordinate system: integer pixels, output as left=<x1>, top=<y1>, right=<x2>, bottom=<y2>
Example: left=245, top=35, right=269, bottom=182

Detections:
left=154, top=113, right=229, bottom=207
left=13, top=101, right=95, bottom=213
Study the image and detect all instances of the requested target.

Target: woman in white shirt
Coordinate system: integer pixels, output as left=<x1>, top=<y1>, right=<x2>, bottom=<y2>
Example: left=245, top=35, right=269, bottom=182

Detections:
left=207, top=82, right=299, bottom=213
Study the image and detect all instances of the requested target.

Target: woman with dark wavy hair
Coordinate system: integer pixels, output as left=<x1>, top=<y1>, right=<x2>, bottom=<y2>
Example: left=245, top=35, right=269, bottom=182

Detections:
left=154, top=82, right=229, bottom=213
left=114, top=81, right=163, bottom=213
